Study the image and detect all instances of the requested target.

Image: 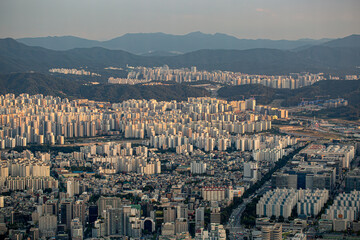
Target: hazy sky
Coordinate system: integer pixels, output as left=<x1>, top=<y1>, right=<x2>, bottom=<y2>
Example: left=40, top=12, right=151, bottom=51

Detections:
left=0, top=0, right=359, bottom=40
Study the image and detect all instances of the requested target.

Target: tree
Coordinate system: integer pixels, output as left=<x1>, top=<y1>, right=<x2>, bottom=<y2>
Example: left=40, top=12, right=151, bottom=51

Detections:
left=44, top=188, right=52, bottom=194
left=143, top=185, right=154, bottom=192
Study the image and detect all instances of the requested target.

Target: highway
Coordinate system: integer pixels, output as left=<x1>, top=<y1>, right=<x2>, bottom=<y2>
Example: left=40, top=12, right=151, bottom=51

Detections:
left=226, top=181, right=272, bottom=239
left=225, top=144, right=307, bottom=239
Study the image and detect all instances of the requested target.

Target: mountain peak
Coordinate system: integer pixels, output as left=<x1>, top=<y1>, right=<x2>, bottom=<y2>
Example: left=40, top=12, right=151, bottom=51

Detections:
left=186, top=31, right=205, bottom=35
left=0, top=37, right=18, bottom=43
left=13, top=33, right=360, bottom=53
left=0, top=38, right=23, bottom=48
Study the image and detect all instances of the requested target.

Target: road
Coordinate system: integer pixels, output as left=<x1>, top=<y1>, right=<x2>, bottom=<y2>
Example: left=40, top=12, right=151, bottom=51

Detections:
left=226, top=181, right=272, bottom=239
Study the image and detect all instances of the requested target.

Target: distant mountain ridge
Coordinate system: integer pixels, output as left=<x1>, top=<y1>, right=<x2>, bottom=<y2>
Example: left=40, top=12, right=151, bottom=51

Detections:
left=17, top=36, right=100, bottom=51
left=322, top=34, right=360, bottom=48
left=1, top=34, right=360, bottom=75
left=17, top=32, right=331, bottom=53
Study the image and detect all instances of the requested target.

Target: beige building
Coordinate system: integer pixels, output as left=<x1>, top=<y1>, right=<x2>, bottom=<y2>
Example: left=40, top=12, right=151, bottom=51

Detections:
left=261, top=223, right=282, bottom=240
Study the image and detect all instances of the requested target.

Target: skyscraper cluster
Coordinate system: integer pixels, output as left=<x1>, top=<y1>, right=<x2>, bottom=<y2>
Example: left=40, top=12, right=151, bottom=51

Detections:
left=0, top=150, right=57, bottom=191
left=256, top=188, right=329, bottom=219
left=122, top=65, right=323, bottom=89
left=0, top=94, right=290, bottom=150
left=78, top=142, right=161, bottom=175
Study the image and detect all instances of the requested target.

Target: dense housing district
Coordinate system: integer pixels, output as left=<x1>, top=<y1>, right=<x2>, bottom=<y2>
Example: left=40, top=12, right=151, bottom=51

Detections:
left=0, top=93, right=358, bottom=240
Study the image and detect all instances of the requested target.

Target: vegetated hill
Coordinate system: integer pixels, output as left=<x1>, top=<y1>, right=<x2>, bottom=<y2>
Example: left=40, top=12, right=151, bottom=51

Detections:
left=0, top=73, right=210, bottom=102
left=16, top=36, right=100, bottom=51
left=17, top=32, right=330, bottom=53
left=1, top=38, right=360, bottom=75
left=321, top=34, right=360, bottom=48
left=293, top=35, right=360, bottom=52
left=296, top=46, right=360, bottom=72
left=162, top=49, right=326, bottom=75
left=50, top=68, right=129, bottom=83
left=218, top=84, right=278, bottom=104
left=78, top=83, right=210, bottom=102
left=0, top=38, right=154, bottom=73
left=218, top=80, right=360, bottom=106
left=218, top=80, right=360, bottom=119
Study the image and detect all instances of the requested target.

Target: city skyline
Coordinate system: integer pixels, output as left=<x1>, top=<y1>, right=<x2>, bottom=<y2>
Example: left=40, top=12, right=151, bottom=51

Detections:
left=0, top=0, right=359, bottom=40
left=0, top=0, right=359, bottom=239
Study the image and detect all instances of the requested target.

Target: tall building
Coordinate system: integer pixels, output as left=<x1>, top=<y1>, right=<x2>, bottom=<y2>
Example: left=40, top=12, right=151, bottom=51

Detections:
left=93, top=219, right=106, bottom=238
left=161, top=222, right=175, bottom=236
left=60, top=200, right=73, bottom=230
left=103, top=205, right=141, bottom=238
left=195, top=207, right=205, bottom=229
left=345, top=168, right=360, bottom=192
left=257, top=188, right=328, bottom=219
left=210, top=207, right=221, bottom=224
left=73, top=200, right=85, bottom=226
left=97, top=196, right=122, bottom=216
left=39, top=214, right=57, bottom=238
left=29, top=228, right=40, bottom=240
left=245, top=99, right=256, bottom=111
left=261, top=223, right=282, bottom=240
left=44, top=200, right=58, bottom=216
left=272, top=163, right=336, bottom=190
left=67, top=179, right=74, bottom=198
left=89, top=205, right=98, bottom=224
left=243, top=161, right=258, bottom=181
left=201, top=187, right=226, bottom=202
left=208, top=223, right=226, bottom=240
left=71, top=218, right=83, bottom=240
left=106, top=208, right=123, bottom=236
left=190, top=161, right=207, bottom=174
left=164, top=207, right=176, bottom=223
left=175, top=218, right=188, bottom=234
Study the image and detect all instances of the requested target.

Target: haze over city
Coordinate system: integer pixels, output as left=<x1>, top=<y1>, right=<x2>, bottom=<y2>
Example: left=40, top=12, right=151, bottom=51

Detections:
left=0, top=1, right=360, bottom=240
left=0, top=0, right=359, bottom=40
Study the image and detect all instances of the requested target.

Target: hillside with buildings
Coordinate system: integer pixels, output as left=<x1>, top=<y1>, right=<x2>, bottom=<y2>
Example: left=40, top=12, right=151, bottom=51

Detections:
left=1, top=36, right=360, bottom=75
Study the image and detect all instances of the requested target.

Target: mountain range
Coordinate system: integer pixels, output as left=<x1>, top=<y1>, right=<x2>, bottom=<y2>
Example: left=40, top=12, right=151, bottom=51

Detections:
left=0, top=33, right=359, bottom=120
left=17, top=32, right=332, bottom=54
left=1, top=34, right=360, bottom=75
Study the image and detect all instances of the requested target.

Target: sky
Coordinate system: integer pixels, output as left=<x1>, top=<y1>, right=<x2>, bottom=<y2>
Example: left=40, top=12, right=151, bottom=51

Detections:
left=0, top=0, right=359, bottom=40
